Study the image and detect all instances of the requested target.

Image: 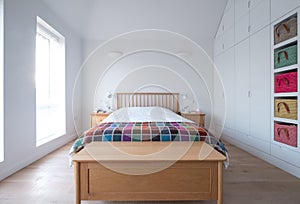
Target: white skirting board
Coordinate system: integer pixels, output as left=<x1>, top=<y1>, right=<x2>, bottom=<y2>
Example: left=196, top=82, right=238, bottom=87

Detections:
left=0, top=134, right=77, bottom=181
left=223, top=135, right=300, bottom=179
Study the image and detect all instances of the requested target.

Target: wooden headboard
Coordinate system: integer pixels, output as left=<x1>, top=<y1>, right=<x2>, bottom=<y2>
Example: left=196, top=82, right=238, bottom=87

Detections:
left=116, top=92, right=180, bottom=113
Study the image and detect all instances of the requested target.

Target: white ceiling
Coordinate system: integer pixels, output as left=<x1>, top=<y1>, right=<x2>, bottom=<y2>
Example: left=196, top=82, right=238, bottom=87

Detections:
left=42, top=0, right=227, bottom=44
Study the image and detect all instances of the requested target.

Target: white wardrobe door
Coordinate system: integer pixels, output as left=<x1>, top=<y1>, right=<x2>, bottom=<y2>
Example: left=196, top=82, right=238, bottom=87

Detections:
left=213, top=55, right=226, bottom=126
left=271, top=0, right=300, bottom=22
left=250, top=0, right=264, bottom=9
left=223, top=27, right=235, bottom=51
left=214, top=35, right=223, bottom=57
left=235, top=39, right=250, bottom=135
left=235, top=13, right=250, bottom=44
left=225, top=0, right=235, bottom=14
left=250, top=0, right=271, bottom=35
left=223, top=6, right=235, bottom=32
left=250, top=26, right=271, bottom=143
left=235, top=0, right=250, bottom=22
left=219, top=47, right=235, bottom=130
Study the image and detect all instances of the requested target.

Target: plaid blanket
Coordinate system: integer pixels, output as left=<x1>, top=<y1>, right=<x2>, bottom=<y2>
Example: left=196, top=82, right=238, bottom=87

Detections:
left=70, top=122, right=228, bottom=160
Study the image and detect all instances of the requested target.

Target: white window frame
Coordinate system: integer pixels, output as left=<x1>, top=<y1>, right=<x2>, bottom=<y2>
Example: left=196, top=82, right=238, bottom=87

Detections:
left=0, top=0, right=3, bottom=162
left=35, top=16, right=66, bottom=146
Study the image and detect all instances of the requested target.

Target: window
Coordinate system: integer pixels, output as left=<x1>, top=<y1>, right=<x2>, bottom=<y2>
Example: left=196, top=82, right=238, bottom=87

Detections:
left=0, top=0, right=3, bottom=162
left=35, top=17, right=65, bottom=146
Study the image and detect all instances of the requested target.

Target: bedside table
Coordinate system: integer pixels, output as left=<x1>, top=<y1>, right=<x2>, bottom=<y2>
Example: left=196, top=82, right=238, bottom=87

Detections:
left=181, top=112, right=206, bottom=127
left=90, top=112, right=110, bottom=127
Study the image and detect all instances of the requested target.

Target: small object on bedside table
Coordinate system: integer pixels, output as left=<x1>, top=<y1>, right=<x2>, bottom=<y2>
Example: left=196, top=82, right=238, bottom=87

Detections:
left=181, top=112, right=206, bottom=127
left=90, top=112, right=110, bottom=127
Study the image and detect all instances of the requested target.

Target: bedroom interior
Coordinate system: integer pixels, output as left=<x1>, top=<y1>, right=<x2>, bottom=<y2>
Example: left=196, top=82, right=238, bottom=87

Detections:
left=0, top=0, right=300, bottom=204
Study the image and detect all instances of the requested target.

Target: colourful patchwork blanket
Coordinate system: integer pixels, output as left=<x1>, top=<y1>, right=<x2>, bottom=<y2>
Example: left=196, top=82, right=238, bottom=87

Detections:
left=70, top=122, right=229, bottom=168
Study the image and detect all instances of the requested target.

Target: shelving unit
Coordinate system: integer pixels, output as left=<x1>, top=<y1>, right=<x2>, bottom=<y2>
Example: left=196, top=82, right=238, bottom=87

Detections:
left=271, top=9, right=300, bottom=162
left=273, top=117, right=298, bottom=125
left=274, top=92, right=298, bottom=97
left=273, top=64, right=298, bottom=73
left=274, top=36, right=298, bottom=49
left=214, top=0, right=300, bottom=178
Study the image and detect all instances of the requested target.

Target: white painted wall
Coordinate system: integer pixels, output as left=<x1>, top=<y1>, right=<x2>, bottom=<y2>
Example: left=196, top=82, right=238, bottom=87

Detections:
left=72, top=0, right=229, bottom=135
left=94, top=52, right=210, bottom=111
left=80, top=30, right=218, bottom=132
left=0, top=0, right=82, bottom=180
left=82, top=38, right=215, bottom=65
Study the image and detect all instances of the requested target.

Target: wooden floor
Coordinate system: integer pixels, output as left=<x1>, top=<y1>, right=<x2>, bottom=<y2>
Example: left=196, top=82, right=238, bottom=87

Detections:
left=0, top=141, right=300, bottom=204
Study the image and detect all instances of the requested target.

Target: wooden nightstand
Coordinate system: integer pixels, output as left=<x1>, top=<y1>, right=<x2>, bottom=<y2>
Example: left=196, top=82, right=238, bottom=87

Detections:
left=181, top=112, right=206, bottom=127
left=90, top=112, right=110, bottom=127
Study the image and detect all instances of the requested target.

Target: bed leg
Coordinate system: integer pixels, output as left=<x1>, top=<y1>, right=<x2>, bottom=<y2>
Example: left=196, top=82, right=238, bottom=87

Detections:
left=74, top=162, right=81, bottom=204
left=217, top=161, right=223, bottom=204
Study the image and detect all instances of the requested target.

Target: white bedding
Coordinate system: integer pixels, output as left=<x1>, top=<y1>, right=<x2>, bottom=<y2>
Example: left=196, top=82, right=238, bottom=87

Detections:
left=103, top=107, right=193, bottom=123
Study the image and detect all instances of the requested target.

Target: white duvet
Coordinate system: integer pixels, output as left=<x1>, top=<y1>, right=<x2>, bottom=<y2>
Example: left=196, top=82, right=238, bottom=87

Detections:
left=102, top=107, right=193, bottom=123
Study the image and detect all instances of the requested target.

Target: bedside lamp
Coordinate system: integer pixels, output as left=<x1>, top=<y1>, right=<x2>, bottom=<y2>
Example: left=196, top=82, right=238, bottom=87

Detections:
left=106, top=91, right=113, bottom=112
left=181, top=94, right=197, bottom=113
left=181, top=94, right=190, bottom=113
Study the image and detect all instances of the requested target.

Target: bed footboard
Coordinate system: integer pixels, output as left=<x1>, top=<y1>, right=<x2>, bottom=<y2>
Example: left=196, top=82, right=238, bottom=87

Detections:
left=74, top=160, right=223, bottom=204
left=73, top=142, right=225, bottom=204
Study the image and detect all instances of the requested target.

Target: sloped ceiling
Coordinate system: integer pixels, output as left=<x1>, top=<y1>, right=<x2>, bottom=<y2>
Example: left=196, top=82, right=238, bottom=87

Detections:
left=42, top=0, right=227, bottom=45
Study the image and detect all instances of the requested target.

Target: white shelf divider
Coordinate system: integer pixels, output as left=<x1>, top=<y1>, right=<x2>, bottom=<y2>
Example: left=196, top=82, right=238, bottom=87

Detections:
left=274, top=117, right=298, bottom=124
left=274, top=36, right=298, bottom=50
left=273, top=64, right=298, bottom=73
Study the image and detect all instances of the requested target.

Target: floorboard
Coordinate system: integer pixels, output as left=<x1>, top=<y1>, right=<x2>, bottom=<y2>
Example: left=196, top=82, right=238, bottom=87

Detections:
left=0, top=141, right=299, bottom=204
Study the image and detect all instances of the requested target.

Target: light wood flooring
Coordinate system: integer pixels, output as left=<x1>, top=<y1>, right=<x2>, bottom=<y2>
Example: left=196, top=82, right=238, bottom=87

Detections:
left=0, top=141, right=300, bottom=204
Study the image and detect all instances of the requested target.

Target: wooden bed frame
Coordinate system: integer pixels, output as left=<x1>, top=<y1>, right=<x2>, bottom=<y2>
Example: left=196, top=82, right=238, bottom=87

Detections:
left=116, top=92, right=180, bottom=113
left=72, top=92, right=226, bottom=204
